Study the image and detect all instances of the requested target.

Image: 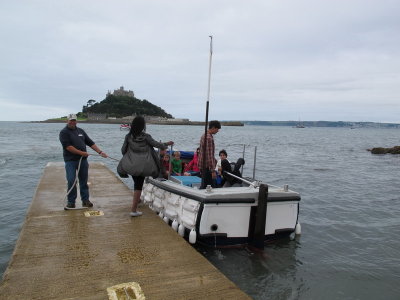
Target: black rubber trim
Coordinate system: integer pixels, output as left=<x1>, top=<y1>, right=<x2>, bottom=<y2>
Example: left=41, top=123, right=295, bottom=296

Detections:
left=267, top=195, right=301, bottom=202
left=148, top=178, right=300, bottom=203
left=148, top=178, right=256, bottom=204
left=274, top=228, right=295, bottom=234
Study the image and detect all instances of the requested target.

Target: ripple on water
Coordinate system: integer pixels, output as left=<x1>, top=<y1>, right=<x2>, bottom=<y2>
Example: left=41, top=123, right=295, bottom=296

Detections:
left=2, top=123, right=400, bottom=300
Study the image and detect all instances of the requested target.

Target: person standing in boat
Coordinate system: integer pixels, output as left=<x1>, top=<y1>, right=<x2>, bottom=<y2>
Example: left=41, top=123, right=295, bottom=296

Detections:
left=198, top=120, right=221, bottom=189
left=117, top=116, right=174, bottom=217
left=59, top=113, right=108, bottom=209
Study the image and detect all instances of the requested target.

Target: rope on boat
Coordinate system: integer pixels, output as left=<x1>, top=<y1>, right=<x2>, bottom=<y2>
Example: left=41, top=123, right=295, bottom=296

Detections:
left=90, top=153, right=120, bottom=161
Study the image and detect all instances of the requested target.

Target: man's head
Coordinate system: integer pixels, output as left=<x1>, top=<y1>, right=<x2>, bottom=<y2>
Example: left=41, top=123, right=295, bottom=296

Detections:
left=67, top=113, right=77, bottom=129
left=208, top=120, right=221, bottom=134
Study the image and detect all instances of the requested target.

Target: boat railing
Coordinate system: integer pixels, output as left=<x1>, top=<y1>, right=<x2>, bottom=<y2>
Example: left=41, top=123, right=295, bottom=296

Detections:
left=223, top=143, right=258, bottom=180
left=223, top=171, right=260, bottom=188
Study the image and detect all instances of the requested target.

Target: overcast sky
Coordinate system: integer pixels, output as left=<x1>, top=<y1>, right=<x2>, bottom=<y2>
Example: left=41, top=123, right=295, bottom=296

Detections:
left=1, top=0, right=399, bottom=122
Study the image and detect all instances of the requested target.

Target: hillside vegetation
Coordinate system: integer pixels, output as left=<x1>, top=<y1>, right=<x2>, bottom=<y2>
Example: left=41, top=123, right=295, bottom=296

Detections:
left=82, top=95, right=173, bottom=118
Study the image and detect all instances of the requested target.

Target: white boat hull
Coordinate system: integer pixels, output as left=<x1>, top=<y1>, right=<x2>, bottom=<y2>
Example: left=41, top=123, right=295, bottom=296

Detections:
left=141, top=177, right=300, bottom=247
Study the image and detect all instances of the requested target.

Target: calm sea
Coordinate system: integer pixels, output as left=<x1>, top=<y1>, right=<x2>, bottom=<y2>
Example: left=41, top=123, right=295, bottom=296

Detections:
left=1, top=121, right=400, bottom=299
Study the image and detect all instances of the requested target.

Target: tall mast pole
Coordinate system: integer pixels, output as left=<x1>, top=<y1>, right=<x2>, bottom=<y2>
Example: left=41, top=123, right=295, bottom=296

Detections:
left=206, top=35, right=213, bottom=109
left=201, top=36, right=213, bottom=186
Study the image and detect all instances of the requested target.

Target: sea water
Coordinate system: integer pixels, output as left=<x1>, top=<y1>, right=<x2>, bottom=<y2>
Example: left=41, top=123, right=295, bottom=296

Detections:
left=1, top=121, right=400, bottom=299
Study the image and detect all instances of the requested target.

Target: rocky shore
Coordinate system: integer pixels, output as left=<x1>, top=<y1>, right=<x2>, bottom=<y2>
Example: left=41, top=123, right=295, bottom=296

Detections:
left=368, top=146, right=400, bottom=154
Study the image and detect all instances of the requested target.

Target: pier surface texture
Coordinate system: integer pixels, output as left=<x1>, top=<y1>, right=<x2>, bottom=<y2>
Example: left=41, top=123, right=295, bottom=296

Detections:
left=0, top=162, right=250, bottom=300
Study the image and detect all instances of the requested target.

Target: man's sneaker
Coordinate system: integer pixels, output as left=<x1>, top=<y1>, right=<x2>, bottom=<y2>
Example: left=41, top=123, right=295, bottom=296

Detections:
left=129, top=211, right=143, bottom=217
left=82, top=201, right=93, bottom=207
left=64, top=203, right=75, bottom=210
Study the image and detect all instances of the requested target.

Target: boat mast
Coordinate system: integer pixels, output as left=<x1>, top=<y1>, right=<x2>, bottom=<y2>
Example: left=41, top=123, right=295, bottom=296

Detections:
left=201, top=36, right=213, bottom=182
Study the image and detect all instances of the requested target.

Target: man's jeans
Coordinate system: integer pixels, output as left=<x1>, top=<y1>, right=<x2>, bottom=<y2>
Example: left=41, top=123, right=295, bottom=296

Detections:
left=200, top=169, right=217, bottom=189
left=65, top=159, right=89, bottom=204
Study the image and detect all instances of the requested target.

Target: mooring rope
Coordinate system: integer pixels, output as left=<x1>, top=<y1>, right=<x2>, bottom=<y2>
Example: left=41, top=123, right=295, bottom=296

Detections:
left=62, top=153, right=120, bottom=206
left=62, top=156, right=83, bottom=205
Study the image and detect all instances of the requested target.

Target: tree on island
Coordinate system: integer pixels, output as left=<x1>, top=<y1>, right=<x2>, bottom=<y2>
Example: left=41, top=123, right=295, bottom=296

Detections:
left=82, top=94, right=173, bottom=118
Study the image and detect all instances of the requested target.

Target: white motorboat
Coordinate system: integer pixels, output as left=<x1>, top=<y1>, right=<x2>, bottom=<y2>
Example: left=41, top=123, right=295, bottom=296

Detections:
left=140, top=37, right=301, bottom=248
left=140, top=151, right=301, bottom=248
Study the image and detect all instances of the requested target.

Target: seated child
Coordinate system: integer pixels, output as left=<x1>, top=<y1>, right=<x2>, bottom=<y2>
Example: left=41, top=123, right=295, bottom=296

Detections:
left=215, top=149, right=229, bottom=175
left=215, top=149, right=229, bottom=186
left=171, top=151, right=183, bottom=175
left=184, top=148, right=200, bottom=176
left=160, top=150, right=170, bottom=178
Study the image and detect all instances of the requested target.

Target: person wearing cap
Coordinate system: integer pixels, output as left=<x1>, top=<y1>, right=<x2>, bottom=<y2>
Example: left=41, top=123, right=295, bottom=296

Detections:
left=59, top=113, right=108, bottom=209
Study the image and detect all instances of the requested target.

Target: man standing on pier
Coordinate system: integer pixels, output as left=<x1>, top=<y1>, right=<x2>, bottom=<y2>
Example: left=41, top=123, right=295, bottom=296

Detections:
left=198, top=120, right=221, bottom=189
left=59, top=114, right=108, bottom=209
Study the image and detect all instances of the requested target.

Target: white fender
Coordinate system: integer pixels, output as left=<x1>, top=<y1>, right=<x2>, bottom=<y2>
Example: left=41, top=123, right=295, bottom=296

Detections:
left=163, top=216, right=169, bottom=223
left=295, top=222, right=301, bottom=235
left=189, top=229, right=197, bottom=244
left=171, top=219, right=178, bottom=231
left=158, top=211, right=164, bottom=219
left=178, top=224, right=185, bottom=237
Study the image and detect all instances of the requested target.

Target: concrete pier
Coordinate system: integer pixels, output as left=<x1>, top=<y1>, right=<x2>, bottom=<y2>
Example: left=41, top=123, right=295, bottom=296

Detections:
left=0, top=162, right=250, bottom=300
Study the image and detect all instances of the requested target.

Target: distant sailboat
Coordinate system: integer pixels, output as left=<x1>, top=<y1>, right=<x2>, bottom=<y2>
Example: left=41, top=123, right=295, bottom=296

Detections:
left=293, top=119, right=305, bottom=128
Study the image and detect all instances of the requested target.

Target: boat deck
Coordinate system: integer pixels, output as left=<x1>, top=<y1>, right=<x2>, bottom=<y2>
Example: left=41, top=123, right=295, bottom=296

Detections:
left=0, top=162, right=250, bottom=300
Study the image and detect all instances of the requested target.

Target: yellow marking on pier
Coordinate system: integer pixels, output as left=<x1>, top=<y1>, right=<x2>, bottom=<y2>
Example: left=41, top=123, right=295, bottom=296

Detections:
left=107, top=282, right=145, bottom=300
left=0, top=162, right=250, bottom=300
left=84, top=210, right=104, bottom=217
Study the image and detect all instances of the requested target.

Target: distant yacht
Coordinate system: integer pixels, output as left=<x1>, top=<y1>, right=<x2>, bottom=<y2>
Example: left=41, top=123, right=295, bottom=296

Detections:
left=293, top=119, right=305, bottom=128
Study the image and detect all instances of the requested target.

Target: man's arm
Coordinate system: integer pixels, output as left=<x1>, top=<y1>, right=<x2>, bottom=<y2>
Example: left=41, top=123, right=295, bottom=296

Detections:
left=90, top=144, right=108, bottom=158
left=65, top=146, right=89, bottom=157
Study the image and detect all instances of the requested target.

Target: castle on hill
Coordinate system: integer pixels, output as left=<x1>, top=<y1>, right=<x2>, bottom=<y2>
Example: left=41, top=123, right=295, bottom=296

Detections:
left=106, top=86, right=134, bottom=98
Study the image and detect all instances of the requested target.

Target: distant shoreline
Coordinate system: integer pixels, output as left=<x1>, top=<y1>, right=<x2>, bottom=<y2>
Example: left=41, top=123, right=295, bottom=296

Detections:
left=25, top=119, right=400, bottom=128
left=32, top=119, right=244, bottom=126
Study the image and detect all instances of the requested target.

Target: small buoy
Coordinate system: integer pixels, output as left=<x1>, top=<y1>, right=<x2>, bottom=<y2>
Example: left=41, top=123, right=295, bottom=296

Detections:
left=295, top=222, right=301, bottom=235
left=189, top=229, right=197, bottom=244
left=171, top=219, right=178, bottom=231
left=158, top=211, right=163, bottom=219
left=163, top=216, right=169, bottom=223
left=178, top=224, right=185, bottom=237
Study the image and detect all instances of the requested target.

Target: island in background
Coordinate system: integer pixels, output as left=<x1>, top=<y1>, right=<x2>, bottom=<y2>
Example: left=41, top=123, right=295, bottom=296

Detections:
left=37, top=86, right=400, bottom=128
left=39, top=86, right=243, bottom=126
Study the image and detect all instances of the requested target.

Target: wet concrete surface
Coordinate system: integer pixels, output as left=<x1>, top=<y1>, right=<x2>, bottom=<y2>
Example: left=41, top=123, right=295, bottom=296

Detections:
left=0, top=162, right=250, bottom=299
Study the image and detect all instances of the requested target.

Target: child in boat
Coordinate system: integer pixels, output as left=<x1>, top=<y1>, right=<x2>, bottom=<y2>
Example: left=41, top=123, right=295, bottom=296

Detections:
left=160, top=150, right=170, bottom=179
left=215, top=149, right=229, bottom=186
left=215, top=149, right=229, bottom=176
left=184, top=147, right=200, bottom=176
left=171, top=151, right=183, bottom=175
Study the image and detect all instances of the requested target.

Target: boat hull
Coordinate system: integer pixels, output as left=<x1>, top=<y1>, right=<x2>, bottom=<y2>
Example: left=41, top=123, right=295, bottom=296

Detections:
left=141, top=177, right=300, bottom=247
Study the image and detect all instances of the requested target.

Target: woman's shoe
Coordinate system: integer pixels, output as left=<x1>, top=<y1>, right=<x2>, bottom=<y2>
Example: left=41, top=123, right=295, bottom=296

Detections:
left=130, top=211, right=143, bottom=217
